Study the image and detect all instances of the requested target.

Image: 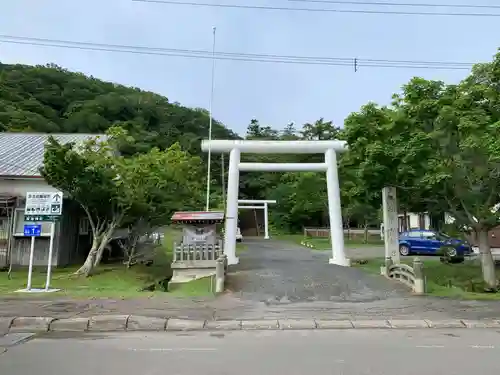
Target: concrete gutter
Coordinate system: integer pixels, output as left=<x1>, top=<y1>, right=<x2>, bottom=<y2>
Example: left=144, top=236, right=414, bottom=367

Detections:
left=1, top=316, right=500, bottom=333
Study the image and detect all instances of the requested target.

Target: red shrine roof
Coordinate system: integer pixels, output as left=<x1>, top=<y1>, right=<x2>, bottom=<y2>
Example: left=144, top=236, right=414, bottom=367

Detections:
left=171, top=211, right=225, bottom=224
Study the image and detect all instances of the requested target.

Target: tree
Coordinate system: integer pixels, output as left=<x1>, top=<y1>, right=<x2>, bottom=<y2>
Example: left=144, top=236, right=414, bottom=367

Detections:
left=345, top=51, right=500, bottom=289
left=340, top=153, right=382, bottom=241
left=281, top=122, right=299, bottom=140
left=41, top=128, right=204, bottom=276
left=0, top=62, right=239, bottom=171
left=120, top=141, right=205, bottom=266
left=245, top=119, right=279, bottom=139
left=301, top=118, right=341, bottom=140
left=270, top=172, right=328, bottom=232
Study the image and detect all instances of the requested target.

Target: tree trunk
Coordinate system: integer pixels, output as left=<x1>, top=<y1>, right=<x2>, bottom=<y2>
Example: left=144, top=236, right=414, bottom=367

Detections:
left=363, top=221, right=369, bottom=244
left=126, top=238, right=139, bottom=268
left=344, top=217, right=351, bottom=239
left=94, top=231, right=114, bottom=267
left=75, top=236, right=100, bottom=277
left=478, top=229, right=497, bottom=290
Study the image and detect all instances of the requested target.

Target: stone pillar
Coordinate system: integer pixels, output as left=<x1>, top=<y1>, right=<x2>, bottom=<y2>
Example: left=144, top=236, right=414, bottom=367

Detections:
left=413, top=257, right=425, bottom=294
left=224, top=148, right=240, bottom=265
left=325, top=149, right=349, bottom=266
left=215, top=255, right=226, bottom=293
left=382, top=186, right=400, bottom=263
left=381, top=256, right=393, bottom=277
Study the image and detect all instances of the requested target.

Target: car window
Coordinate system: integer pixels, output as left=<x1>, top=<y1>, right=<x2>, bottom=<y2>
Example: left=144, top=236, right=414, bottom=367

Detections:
left=436, top=232, right=450, bottom=241
left=408, top=232, right=421, bottom=238
left=421, top=231, right=436, bottom=238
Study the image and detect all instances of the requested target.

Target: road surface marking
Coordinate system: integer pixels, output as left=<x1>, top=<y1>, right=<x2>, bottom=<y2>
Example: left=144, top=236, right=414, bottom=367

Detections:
left=416, top=345, right=445, bottom=348
left=128, top=348, right=218, bottom=352
left=471, top=345, right=495, bottom=349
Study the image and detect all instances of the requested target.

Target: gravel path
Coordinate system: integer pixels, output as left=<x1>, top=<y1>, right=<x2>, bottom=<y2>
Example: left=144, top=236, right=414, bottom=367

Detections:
left=221, top=238, right=500, bottom=320
left=225, top=239, right=407, bottom=304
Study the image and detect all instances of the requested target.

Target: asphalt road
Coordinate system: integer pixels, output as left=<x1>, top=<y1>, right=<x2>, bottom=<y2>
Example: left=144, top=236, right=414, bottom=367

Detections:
left=2, top=329, right=500, bottom=374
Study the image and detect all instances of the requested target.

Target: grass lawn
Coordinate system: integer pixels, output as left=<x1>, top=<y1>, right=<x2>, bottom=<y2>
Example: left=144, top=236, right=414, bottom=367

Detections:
left=168, top=276, right=215, bottom=296
left=0, top=227, right=215, bottom=299
left=353, top=257, right=500, bottom=300
left=236, top=242, right=247, bottom=254
left=278, top=234, right=384, bottom=249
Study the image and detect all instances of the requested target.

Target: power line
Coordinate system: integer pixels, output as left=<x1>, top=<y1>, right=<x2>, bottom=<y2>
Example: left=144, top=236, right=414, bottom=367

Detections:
left=132, top=0, right=500, bottom=17
left=0, top=35, right=475, bottom=71
left=289, top=0, right=500, bottom=10
left=0, top=34, right=474, bottom=66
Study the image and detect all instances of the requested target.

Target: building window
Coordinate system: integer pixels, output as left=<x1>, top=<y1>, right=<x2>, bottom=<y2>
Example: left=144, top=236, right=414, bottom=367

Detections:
left=13, top=209, right=52, bottom=237
left=79, top=217, right=90, bottom=235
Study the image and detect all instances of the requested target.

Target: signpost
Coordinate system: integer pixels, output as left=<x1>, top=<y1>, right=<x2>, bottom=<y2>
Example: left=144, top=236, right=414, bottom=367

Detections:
left=25, top=192, right=62, bottom=220
left=16, top=191, right=63, bottom=293
left=23, top=224, right=41, bottom=291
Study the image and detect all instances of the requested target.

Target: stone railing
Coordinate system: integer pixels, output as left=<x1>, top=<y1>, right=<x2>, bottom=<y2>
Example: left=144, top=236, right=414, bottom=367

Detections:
left=173, top=241, right=223, bottom=262
left=380, top=257, right=425, bottom=294
left=170, top=241, right=225, bottom=285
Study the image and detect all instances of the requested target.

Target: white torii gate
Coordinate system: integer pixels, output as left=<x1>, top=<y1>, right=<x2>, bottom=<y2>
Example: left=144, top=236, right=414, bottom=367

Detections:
left=201, top=139, right=349, bottom=267
left=237, top=199, right=276, bottom=240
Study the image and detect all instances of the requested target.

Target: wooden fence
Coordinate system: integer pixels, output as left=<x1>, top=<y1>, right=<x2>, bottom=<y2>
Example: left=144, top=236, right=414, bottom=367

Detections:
left=303, top=227, right=381, bottom=239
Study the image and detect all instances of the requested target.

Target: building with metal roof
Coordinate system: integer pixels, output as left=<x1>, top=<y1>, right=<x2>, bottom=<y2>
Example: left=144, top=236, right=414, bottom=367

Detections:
left=0, top=133, right=106, bottom=177
left=0, top=133, right=104, bottom=270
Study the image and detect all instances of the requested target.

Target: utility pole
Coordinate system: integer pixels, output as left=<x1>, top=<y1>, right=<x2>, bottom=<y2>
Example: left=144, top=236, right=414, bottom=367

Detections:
left=221, top=153, right=226, bottom=210
left=205, top=26, right=217, bottom=211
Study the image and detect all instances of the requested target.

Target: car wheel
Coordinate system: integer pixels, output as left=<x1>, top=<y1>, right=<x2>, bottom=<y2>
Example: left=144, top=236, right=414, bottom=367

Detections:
left=399, top=245, right=411, bottom=256
left=444, top=247, right=457, bottom=257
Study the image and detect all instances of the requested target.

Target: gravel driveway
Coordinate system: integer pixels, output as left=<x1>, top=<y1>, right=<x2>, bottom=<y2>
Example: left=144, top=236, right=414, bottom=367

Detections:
left=226, top=239, right=409, bottom=304
left=222, top=238, right=500, bottom=320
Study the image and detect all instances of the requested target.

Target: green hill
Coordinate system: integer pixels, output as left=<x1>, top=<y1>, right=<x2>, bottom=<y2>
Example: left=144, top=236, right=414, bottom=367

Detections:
left=0, top=62, right=239, bottom=156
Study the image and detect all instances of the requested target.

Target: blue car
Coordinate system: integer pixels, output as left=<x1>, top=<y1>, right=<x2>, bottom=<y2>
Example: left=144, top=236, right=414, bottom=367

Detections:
left=398, top=229, right=472, bottom=257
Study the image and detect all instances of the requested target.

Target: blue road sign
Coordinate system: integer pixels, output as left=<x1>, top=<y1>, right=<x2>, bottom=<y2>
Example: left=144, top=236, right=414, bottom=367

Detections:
left=24, top=224, right=42, bottom=237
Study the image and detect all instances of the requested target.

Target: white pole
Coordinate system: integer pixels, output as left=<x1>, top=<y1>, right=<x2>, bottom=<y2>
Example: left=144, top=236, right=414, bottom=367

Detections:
left=221, top=153, right=226, bottom=211
left=26, top=235, right=36, bottom=291
left=205, top=26, right=217, bottom=211
left=45, top=221, right=56, bottom=290
left=264, top=202, right=269, bottom=239
left=224, top=148, right=240, bottom=265
left=325, top=149, right=349, bottom=266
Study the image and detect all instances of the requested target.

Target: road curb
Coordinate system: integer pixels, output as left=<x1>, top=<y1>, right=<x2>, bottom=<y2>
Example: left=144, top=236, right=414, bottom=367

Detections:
left=1, top=316, right=499, bottom=333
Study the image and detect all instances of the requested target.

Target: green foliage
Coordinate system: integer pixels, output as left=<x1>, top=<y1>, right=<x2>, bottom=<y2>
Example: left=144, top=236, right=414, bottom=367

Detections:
left=344, top=49, right=500, bottom=287
left=355, top=258, right=500, bottom=299
left=41, top=128, right=204, bottom=275
left=344, top=53, right=500, bottom=232
left=0, top=62, right=239, bottom=200
left=42, top=129, right=204, bottom=230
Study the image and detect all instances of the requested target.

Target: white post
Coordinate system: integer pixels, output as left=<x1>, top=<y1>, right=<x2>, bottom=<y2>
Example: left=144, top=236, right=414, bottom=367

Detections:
left=325, top=149, right=349, bottom=266
left=224, top=148, right=240, bottom=265
left=382, top=186, right=400, bottom=263
left=205, top=26, right=217, bottom=211
left=264, top=202, right=269, bottom=240
left=26, top=235, right=36, bottom=291
left=45, top=221, right=56, bottom=291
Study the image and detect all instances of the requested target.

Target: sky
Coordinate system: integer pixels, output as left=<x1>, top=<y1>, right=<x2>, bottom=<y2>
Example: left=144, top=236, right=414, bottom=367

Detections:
left=0, top=0, right=498, bottom=137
